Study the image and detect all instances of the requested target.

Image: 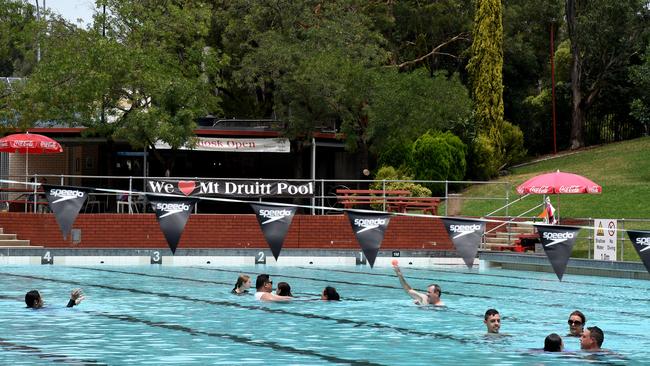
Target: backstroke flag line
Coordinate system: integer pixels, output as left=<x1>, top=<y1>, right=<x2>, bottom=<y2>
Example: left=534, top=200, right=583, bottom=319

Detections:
left=625, top=230, right=650, bottom=275
left=535, top=224, right=581, bottom=281
left=346, top=212, right=391, bottom=268
left=43, top=184, right=89, bottom=240
left=148, top=195, right=197, bottom=255
left=250, top=203, right=297, bottom=260
left=442, top=218, right=485, bottom=268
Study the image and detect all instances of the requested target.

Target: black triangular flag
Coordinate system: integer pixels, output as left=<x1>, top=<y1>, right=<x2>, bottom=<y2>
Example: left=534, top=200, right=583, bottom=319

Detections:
left=149, top=195, right=197, bottom=255
left=250, top=204, right=297, bottom=260
left=535, top=224, right=581, bottom=281
left=346, top=212, right=391, bottom=268
left=442, top=218, right=485, bottom=268
left=43, top=184, right=89, bottom=240
left=626, top=230, right=650, bottom=275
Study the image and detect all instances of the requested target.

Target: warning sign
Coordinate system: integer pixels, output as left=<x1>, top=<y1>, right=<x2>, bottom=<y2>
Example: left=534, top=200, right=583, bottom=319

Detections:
left=594, top=219, right=617, bottom=261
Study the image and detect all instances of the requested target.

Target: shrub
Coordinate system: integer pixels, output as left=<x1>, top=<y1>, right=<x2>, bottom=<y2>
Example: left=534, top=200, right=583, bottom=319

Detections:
left=407, top=131, right=467, bottom=195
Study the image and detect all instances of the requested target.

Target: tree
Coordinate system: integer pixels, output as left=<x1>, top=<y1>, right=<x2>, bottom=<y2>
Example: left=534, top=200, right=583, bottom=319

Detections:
left=0, top=0, right=39, bottom=77
left=467, top=0, right=504, bottom=135
left=467, top=0, right=505, bottom=167
left=565, top=0, right=649, bottom=149
left=14, top=0, right=224, bottom=173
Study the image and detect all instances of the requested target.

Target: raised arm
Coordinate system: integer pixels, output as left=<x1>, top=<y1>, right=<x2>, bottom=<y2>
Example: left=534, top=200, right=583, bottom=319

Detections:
left=260, top=292, right=292, bottom=302
left=393, top=266, right=427, bottom=304
left=66, top=288, right=85, bottom=308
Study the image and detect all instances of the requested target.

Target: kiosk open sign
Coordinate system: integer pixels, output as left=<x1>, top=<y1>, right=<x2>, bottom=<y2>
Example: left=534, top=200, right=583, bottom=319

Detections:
left=594, top=219, right=617, bottom=261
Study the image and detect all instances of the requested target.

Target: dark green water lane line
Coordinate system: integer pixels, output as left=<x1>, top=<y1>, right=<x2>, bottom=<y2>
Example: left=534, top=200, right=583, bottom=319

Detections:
left=0, top=337, right=106, bottom=365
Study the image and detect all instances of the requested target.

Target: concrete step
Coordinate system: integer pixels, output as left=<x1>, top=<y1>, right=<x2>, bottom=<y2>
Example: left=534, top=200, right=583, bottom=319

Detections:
left=0, top=233, right=17, bottom=240
left=0, top=239, right=31, bottom=246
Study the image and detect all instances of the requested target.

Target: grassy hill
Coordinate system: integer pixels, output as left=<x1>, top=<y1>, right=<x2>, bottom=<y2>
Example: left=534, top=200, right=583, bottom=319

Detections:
left=455, top=136, right=650, bottom=261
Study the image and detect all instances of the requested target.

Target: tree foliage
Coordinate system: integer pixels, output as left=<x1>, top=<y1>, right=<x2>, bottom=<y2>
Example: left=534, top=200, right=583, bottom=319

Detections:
left=467, top=0, right=504, bottom=144
left=13, top=0, right=225, bottom=172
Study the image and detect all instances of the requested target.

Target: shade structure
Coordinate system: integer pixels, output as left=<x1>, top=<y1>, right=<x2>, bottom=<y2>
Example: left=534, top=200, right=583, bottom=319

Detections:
left=0, top=132, right=63, bottom=179
left=516, top=170, right=602, bottom=195
left=516, top=170, right=601, bottom=224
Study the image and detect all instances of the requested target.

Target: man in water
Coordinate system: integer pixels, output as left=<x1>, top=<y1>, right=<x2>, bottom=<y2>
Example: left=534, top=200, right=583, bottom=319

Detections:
left=393, top=265, right=444, bottom=306
left=567, top=310, right=586, bottom=337
left=25, top=288, right=84, bottom=309
left=254, top=274, right=292, bottom=302
left=484, top=309, right=501, bottom=334
left=580, top=326, right=604, bottom=351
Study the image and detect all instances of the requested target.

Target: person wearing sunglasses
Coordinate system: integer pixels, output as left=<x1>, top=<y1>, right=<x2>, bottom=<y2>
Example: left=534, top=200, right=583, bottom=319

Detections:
left=567, top=310, right=586, bottom=337
left=254, top=274, right=292, bottom=302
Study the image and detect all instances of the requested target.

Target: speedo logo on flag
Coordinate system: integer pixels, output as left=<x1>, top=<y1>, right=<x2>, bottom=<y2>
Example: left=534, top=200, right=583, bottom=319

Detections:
left=259, top=209, right=292, bottom=224
left=449, top=224, right=481, bottom=239
left=543, top=231, right=575, bottom=247
left=156, top=202, right=191, bottom=218
left=635, top=237, right=650, bottom=252
left=49, top=188, right=85, bottom=204
left=354, top=218, right=387, bottom=234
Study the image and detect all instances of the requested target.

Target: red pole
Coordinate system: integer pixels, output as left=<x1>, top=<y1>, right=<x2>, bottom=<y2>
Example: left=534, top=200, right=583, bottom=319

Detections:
left=550, top=22, right=557, bottom=155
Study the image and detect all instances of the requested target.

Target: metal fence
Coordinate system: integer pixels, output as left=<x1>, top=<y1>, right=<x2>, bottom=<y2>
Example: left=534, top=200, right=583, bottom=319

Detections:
left=0, top=173, right=512, bottom=216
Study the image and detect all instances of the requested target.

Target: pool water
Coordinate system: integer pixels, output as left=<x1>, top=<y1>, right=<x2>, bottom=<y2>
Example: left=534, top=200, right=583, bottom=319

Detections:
left=1, top=264, right=648, bottom=365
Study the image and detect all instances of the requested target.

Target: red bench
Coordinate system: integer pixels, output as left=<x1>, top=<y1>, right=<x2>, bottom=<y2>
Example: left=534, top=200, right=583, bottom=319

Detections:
left=336, top=189, right=410, bottom=209
left=336, top=189, right=440, bottom=215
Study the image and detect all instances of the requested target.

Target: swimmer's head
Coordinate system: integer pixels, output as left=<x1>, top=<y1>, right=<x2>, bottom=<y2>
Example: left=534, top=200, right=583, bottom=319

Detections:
left=484, top=309, right=501, bottom=334
left=25, top=290, right=43, bottom=308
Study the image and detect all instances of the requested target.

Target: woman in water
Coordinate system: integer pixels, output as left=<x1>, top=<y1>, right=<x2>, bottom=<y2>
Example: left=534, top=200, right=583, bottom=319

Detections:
left=231, top=274, right=252, bottom=295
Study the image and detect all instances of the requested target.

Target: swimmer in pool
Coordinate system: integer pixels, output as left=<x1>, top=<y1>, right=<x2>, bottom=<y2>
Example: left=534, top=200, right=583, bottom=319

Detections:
left=25, top=288, right=85, bottom=309
left=231, top=274, right=252, bottom=295
left=254, top=274, right=292, bottom=302
left=276, top=282, right=293, bottom=297
left=484, top=309, right=501, bottom=334
left=567, top=310, right=586, bottom=337
left=544, top=333, right=563, bottom=352
left=393, top=264, right=444, bottom=306
left=321, top=286, right=340, bottom=301
left=580, top=326, right=604, bottom=352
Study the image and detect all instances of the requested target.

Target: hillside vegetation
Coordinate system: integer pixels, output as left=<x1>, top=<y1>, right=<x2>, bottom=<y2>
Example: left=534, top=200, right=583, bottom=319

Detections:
left=457, top=137, right=650, bottom=261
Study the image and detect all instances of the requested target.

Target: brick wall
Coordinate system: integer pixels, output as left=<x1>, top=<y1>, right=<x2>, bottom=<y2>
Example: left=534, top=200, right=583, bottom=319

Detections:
left=0, top=213, right=453, bottom=250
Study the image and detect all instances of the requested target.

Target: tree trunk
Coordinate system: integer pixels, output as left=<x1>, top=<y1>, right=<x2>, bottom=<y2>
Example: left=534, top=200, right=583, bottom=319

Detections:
left=566, top=0, right=585, bottom=149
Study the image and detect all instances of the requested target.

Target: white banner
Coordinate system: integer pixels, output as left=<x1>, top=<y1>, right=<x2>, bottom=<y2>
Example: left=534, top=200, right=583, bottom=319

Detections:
left=155, top=137, right=290, bottom=153
left=594, top=219, right=617, bottom=261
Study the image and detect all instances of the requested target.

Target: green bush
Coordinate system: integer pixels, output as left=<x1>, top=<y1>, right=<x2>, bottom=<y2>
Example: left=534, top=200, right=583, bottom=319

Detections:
left=407, top=131, right=467, bottom=195
left=370, top=166, right=432, bottom=209
left=467, top=133, right=499, bottom=180
left=501, top=120, right=527, bottom=166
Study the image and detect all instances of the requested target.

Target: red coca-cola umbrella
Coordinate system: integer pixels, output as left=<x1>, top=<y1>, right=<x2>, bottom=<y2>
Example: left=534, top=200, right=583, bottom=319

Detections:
left=516, top=170, right=602, bottom=195
left=0, top=132, right=63, bottom=179
left=516, top=170, right=602, bottom=223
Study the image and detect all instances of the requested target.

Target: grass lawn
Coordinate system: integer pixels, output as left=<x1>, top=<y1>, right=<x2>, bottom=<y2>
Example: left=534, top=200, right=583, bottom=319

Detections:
left=454, top=136, right=650, bottom=262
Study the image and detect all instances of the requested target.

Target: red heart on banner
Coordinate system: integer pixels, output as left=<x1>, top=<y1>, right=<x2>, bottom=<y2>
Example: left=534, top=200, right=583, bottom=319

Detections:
left=178, top=181, right=196, bottom=196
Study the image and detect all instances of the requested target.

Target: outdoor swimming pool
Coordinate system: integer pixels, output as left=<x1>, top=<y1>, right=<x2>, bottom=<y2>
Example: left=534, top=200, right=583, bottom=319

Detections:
left=1, top=264, right=648, bottom=365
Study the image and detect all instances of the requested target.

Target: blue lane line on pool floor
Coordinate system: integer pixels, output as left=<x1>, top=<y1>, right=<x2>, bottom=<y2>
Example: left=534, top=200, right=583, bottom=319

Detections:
left=86, top=311, right=384, bottom=366
left=0, top=337, right=106, bottom=365
left=0, top=271, right=474, bottom=346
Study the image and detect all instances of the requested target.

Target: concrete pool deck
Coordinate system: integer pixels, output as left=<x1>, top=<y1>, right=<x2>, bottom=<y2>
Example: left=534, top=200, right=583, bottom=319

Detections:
left=480, top=251, right=650, bottom=280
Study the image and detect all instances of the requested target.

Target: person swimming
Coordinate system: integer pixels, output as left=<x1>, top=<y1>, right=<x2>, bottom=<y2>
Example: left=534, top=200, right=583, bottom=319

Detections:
left=25, top=288, right=84, bottom=309
left=276, top=282, right=293, bottom=297
left=231, top=274, right=252, bottom=295
left=321, top=286, right=340, bottom=301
